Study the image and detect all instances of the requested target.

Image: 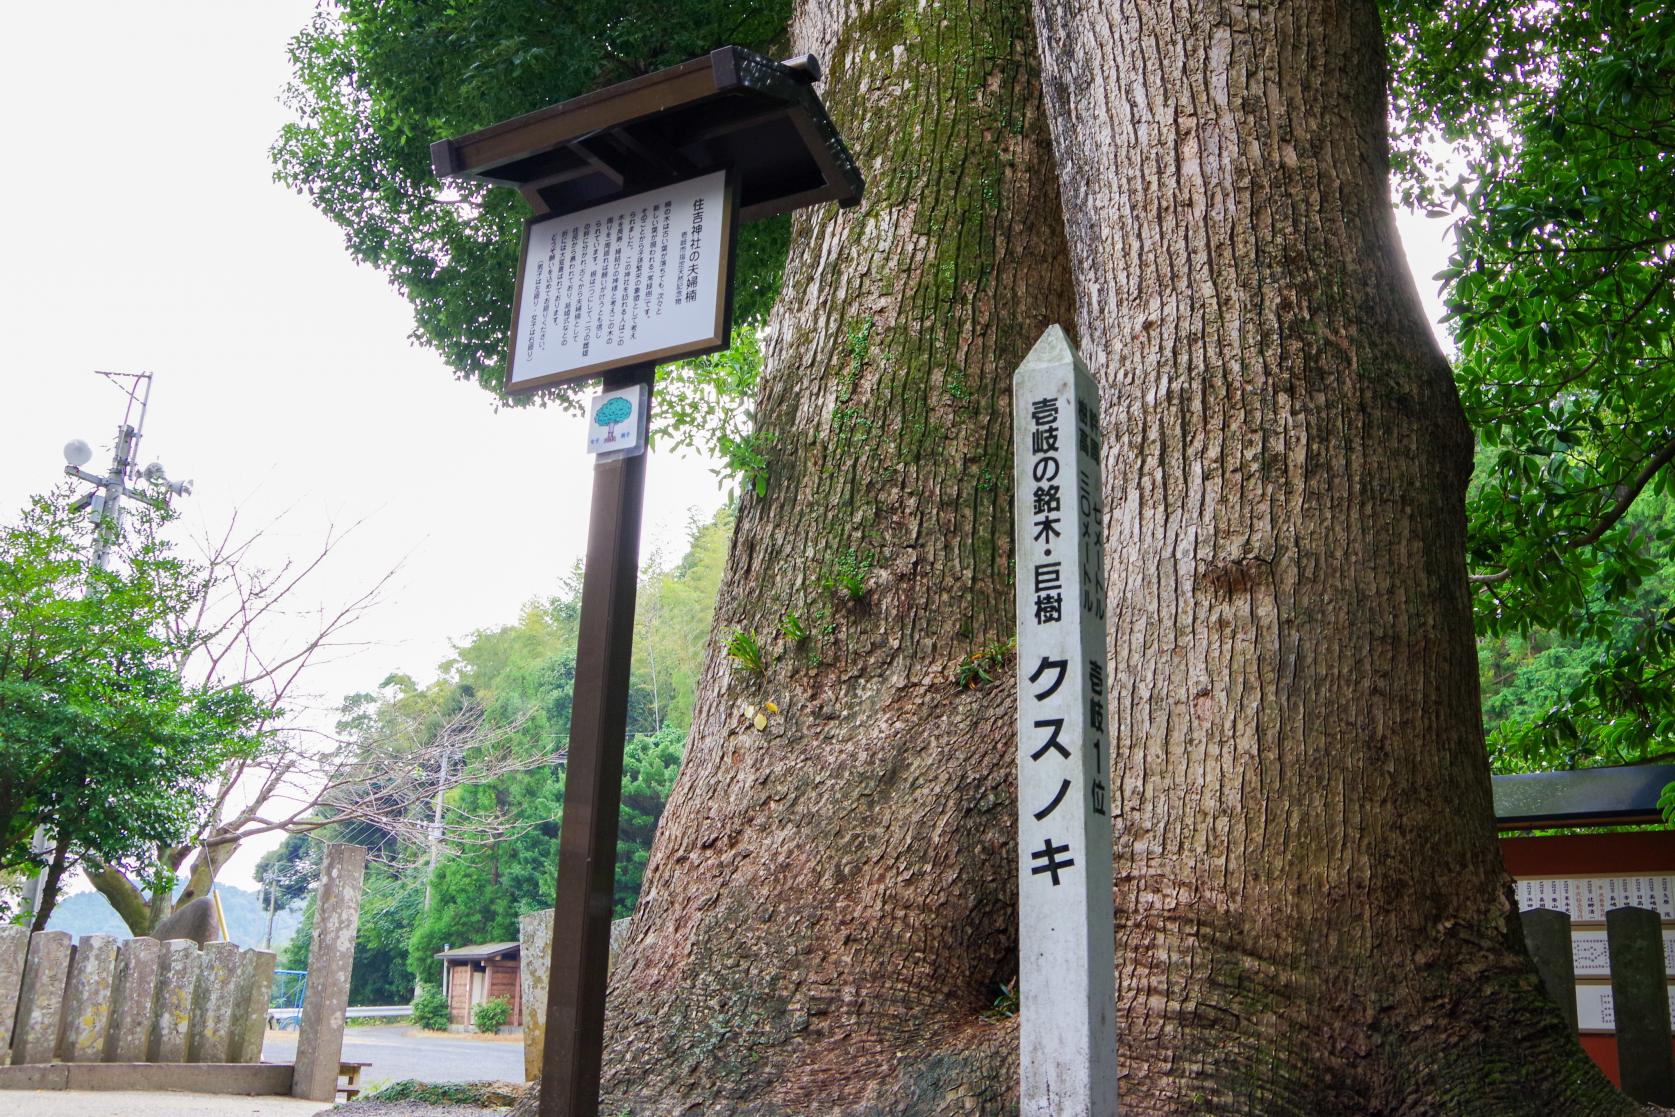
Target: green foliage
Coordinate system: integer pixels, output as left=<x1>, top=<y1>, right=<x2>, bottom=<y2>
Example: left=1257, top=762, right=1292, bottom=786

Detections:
left=1387, top=0, right=1675, bottom=773
left=956, top=638, right=1015, bottom=690
left=614, top=725, right=685, bottom=912
left=654, top=320, right=777, bottom=493
left=842, top=316, right=873, bottom=402
left=273, top=0, right=792, bottom=398
left=410, top=982, right=451, bottom=1031
left=364, top=1080, right=520, bottom=1107
left=473, top=994, right=513, bottom=1034
left=255, top=832, right=318, bottom=913
left=779, top=612, right=808, bottom=642
left=725, top=630, right=767, bottom=675
left=288, top=510, right=728, bottom=984
left=822, top=549, right=874, bottom=601
left=0, top=489, right=265, bottom=905
left=981, top=977, right=1019, bottom=1021
left=1479, top=491, right=1675, bottom=772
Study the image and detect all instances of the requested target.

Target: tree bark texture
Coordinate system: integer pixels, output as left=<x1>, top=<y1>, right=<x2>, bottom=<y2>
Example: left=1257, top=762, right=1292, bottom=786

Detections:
left=87, top=837, right=228, bottom=937
left=596, top=0, right=1075, bottom=1112
left=1027, top=1, right=1631, bottom=1112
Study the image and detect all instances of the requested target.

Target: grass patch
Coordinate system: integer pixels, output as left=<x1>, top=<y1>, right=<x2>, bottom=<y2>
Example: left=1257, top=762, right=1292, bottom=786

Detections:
left=360, top=1079, right=522, bottom=1107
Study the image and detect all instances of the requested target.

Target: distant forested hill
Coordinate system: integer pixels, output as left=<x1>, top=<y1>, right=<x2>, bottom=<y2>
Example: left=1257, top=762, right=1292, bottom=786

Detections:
left=47, top=882, right=303, bottom=950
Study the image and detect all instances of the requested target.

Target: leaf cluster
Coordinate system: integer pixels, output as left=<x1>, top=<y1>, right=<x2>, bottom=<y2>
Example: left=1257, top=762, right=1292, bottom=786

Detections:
left=272, top=0, right=793, bottom=400
left=1387, top=0, right=1675, bottom=766
left=0, top=489, right=265, bottom=893
left=287, top=508, right=730, bottom=990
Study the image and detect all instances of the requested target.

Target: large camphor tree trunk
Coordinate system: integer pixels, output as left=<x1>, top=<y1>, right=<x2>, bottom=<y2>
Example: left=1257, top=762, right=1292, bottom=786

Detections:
left=1028, top=1, right=1633, bottom=1112
left=597, top=0, right=1073, bottom=1112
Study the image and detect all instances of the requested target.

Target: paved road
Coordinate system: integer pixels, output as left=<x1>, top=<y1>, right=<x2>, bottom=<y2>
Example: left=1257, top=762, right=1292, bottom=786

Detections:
left=262, top=1025, right=525, bottom=1089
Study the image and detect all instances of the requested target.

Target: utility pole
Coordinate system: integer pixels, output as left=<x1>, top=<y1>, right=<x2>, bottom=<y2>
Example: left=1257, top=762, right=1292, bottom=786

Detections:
left=23, top=371, right=191, bottom=925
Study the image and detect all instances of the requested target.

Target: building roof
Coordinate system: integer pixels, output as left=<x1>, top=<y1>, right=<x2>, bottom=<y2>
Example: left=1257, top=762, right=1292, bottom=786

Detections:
left=435, top=942, right=521, bottom=962
left=431, top=46, right=863, bottom=223
left=1492, top=764, right=1675, bottom=829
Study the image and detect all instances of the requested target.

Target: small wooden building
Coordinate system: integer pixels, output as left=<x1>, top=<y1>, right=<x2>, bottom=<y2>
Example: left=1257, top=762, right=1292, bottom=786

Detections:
left=436, top=941, right=522, bottom=1028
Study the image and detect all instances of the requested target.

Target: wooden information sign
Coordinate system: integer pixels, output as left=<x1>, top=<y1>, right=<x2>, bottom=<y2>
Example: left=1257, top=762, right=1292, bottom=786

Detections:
left=508, top=171, right=736, bottom=392
left=1013, top=325, right=1118, bottom=1117
left=433, top=45, right=863, bottom=1117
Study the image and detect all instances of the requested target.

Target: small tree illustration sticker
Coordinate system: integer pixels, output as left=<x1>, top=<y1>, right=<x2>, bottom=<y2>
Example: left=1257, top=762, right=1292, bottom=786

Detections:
left=595, top=395, right=634, bottom=442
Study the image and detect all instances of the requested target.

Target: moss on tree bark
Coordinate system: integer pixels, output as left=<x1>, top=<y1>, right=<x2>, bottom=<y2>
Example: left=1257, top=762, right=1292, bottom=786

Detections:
left=593, top=0, right=1074, bottom=1112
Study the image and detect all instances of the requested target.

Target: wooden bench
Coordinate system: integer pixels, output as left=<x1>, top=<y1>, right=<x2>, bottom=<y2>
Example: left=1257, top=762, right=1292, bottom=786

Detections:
left=338, top=1061, right=372, bottom=1100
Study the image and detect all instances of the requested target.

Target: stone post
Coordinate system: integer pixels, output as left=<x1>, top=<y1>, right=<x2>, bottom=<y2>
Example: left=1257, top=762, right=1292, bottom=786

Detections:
left=58, top=932, right=118, bottom=1061
left=10, top=930, right=72, bottom=1065
left=292, top=843, right=367, bottom=1100
left=0, top=925, right=29, bottom=1056
left=190, top=941, right=244, bottom=1062
left=520, top=908, right=553, bottom=1081
left=1520, top=908, right=1578, bottom=1034
left=1013, top=327, right=1118, bottom=1117
left=148, top=939, right=201, bottom=1063
left=228, top=948, right=278, bottom=1063
left=1608, top=905, right=1675, bottom=1106
left=105, top=936, right=163, bottom=1063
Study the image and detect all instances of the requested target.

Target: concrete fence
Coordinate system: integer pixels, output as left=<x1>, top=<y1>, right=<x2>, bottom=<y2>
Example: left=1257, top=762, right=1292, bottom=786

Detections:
left=0, top=926, right=275, bottom=1069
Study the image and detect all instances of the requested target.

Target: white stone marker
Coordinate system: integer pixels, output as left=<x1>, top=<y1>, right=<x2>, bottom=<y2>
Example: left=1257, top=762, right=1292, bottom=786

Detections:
left=293, top=843, right=367, bottom=1101
left=1013, top=325, right=1118, bottom=1117
left=520, top=907, right=554, bottom=1082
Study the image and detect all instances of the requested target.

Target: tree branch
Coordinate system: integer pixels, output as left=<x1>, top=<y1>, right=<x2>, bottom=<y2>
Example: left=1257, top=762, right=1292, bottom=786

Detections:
left=1471, top=431, right=1675, bottom=586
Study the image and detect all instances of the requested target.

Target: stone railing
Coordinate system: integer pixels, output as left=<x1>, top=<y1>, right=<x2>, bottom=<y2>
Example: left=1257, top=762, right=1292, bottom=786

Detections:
left=0, top=927, right=275, bottom=1068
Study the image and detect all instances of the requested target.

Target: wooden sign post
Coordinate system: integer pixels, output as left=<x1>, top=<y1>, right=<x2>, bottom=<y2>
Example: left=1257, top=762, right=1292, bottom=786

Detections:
left=432, top=46, right=863, bottom=1117
left=1013, top=325, right=1119, bottom=1117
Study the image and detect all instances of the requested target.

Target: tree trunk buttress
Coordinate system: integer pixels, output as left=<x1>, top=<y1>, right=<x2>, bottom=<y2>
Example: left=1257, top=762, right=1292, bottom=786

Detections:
left=1027, top=1, right=1632, bottom=1113
left=597, top=1, right=1075, bottom=1113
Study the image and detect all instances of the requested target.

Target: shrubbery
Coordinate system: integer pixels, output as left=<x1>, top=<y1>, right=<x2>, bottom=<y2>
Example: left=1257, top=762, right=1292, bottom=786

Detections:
left=473, top=995, right=512, bottom=1034
left=410, top=983, right=450, bottom=1031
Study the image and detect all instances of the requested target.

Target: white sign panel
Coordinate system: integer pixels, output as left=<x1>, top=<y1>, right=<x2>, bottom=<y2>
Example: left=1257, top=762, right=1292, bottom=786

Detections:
left=508, top=171, right=733, bottom=392
left=1567, top=928, right=1675, bottom=977
left=586, top=384, right=649, bottom=458
left=1576, top=982, right=1675, bottom=1033
left=1515, top=876, right=1675, bottom=921
left=1014, top=325, right=1117, bottom=1117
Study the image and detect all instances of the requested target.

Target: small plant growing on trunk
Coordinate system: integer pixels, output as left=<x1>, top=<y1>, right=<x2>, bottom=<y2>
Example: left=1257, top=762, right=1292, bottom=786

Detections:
left=956, top=637, right=1016, bottom=689
left=726, top=630, right=767, bottom=675
left=823, top=549, right=874, bottom=601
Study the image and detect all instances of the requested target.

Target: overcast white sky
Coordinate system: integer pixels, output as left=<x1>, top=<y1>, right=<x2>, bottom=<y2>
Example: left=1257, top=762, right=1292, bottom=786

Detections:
left=0, top=2, right=732, bottom=889
left=0, top=4, right=1454, bottom=892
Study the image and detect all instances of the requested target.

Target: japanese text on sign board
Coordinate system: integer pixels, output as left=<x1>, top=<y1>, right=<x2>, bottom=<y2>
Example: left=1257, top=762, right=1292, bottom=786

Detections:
left=510, top=171, right=728, bottom=390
